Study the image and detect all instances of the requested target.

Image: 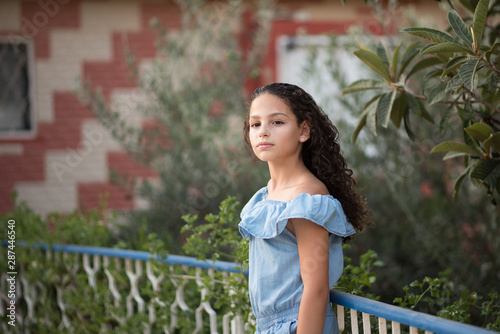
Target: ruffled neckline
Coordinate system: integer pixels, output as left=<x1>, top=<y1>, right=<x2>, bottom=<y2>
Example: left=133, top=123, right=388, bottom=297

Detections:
left=239, top=187, right=356, bottom=239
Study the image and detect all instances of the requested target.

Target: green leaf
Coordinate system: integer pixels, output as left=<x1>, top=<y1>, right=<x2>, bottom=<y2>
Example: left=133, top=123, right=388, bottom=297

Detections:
left=427, top=82, right=449, bottom=105
left=448, top=10, right=473, bottom=47
left=366, top=95, right=382, bottom=136
left=431, top=141, right=482, bottom=157
left=459, top=58, right=481, bottom=91
left=352, top=94, right=382, bottom=142
left=420, top=42, right=473, bottom=55
left=342, top=79, right=387, bottom=95
left=484, top=133, right=500, bottom=155
left=407, top=94, right=434, bottom=123
left=435, top=53, right=453, bottom=64
left=403, top=108, right=416, bottom=141
left=377, top=90, right=397, bottom=128
left=439, top=104, right=454, bottom=136
left=443, top=151, right=468, bottom=160
left=401, top=27, right=461, bottom=44
left=377, top=42, right=391, bottom=69
left=465, top=123, right=494, bottom=142
left=391, top=42, right=402, bottom=79
left=356, top=40, right=370, bottom=51
left=406, top=57, right=442, bottom=81
left=352, top=112, right=367, bottom=143
left=390, top=94, right=407, bottom=129
left=443, top=56, right=469, bottom=76
left=354, top=49, right=392, bottom=82
left=454, top=166, right=471, bottom=201
left=471, top=0, right=490, bottom=52
left=446, top=74, right=465, bottom=94
left=399, top=42, right=420, bottom=76
left=470, top=159, right=500, bottom=182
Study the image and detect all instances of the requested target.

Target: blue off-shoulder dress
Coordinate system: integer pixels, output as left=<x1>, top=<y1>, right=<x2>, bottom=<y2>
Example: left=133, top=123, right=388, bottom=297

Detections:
left=238, top=187, right=356, bottom=334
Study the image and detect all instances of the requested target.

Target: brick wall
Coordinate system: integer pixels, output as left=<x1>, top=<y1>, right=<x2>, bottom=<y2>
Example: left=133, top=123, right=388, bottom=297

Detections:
left=0, top=0, right=180, bottom=215
left=0, top=0, right=443, bottom=216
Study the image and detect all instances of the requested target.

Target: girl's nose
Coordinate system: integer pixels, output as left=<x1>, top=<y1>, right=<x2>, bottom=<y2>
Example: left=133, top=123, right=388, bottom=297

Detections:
left=258, top=125, right=269, bottom=137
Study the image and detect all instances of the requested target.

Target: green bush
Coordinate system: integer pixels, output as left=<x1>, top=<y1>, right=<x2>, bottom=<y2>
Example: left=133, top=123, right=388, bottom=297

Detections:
left=344, top=0, right=500, bottom=202
left=2, top=196, right=499, bottom=332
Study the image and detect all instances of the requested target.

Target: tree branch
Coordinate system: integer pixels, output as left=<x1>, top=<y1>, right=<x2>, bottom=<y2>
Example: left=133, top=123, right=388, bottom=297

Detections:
left=466, top=88, right=500, bottom=113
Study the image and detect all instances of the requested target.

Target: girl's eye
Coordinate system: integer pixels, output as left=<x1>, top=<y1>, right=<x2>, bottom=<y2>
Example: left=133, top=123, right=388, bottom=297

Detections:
left=250, top=122, right=260, bottom=128
left=273, top=120, right=284, bottom=125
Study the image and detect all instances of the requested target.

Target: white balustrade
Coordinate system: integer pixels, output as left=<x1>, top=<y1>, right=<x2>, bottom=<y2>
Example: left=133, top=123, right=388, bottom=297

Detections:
left=1, top=244, right=496, bottom=334
left=0, top=244, right=247, bottom=334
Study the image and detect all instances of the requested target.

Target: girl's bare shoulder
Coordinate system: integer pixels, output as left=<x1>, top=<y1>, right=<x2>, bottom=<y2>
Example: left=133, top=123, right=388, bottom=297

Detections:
left=292, top=175, right=329, bottom=198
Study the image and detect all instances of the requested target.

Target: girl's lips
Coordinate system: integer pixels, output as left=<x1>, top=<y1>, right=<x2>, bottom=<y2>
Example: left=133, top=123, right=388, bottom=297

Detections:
left=257, top=142, right=273, bottom=149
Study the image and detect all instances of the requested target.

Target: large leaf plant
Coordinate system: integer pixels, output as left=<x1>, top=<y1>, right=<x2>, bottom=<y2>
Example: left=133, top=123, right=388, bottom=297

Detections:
left=343, top=0, right=500, bottom=202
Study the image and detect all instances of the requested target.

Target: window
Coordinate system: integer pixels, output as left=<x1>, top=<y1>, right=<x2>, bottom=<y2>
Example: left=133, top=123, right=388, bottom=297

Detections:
left=0, top=37, right=35, bottom=137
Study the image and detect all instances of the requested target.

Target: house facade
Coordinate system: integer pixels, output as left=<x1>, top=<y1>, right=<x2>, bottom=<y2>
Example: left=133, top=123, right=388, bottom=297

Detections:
left=0, top=0, right=443, bottom=216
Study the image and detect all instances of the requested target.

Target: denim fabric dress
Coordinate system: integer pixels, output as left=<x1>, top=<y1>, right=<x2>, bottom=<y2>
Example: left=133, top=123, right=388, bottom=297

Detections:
left=239, top=187, right=356, bottom=334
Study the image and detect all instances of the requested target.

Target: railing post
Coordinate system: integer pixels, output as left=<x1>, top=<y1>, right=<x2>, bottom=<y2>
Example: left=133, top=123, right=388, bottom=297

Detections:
left=195, top=268, right=218, bottom=334
left=363, top=312, right=371, bottom=334
left=351, top=309, right=359, bottom=334
left=378, top=317, right=387, bottom=334
left=125, top=258, right=145, bottom=317
left=337, top=305, right=345, bottom=333
left=169, top=264, right=191, bottom=331
left=391, top=321, right=401, bottom=334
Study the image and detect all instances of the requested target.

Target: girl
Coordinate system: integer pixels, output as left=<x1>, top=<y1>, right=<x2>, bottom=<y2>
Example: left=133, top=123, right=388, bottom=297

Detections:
left=239, top=83, right=371, bottom=334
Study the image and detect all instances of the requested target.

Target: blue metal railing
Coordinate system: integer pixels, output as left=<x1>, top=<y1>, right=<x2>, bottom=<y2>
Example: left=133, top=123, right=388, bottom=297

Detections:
left=2, top=242, right=498, bottom=334
left=330, top=290, right=496, bottom=334
left=47, top=243, right=245, bottom=273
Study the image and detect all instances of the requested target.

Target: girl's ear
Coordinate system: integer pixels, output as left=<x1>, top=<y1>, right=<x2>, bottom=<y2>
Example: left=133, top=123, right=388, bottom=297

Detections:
left=299, top=121, right=311, bottom=142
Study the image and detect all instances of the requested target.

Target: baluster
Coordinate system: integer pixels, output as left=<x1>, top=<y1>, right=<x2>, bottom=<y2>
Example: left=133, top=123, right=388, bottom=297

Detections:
left=104, top=257, right=126, bottom=327
left=232, top=316, right=244, bottom=334
left=125, top=258, right=145, bottom=317
left=337, top=305, right=345, bottom=333
left=223, top=311, right=243, bottom=334
left=409, top=326, right=419, bottom=334
left=20, top=264, right=35, bottom=329
left=169, top=265, right=191, bottom=332
left=82, top=253, right=101, bottom=292
left=146, top=260, right=166, bottom=328
left=223, top=312, right=232, bottom=334
left=55, top=286, right=71, bottom=329
left=222, top=271, right=244, bottom=334
left=195, top=268, right=218, bottom=334
left=391, top=321, right=401, bottom=334
left=378, top=317, right=387, bottom=334
left=351, top=309, right=359, bottom=334
left=103, top=256, right=122, bottom=308
left=362, top=312, right=371, bottom=334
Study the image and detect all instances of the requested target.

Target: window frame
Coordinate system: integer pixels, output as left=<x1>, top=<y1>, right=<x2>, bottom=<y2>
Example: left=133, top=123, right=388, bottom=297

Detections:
left=0, top=35, right=37, bottom=139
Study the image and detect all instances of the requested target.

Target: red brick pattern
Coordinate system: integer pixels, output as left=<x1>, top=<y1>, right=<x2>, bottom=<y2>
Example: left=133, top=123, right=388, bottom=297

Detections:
left=78, top=181, right=134, bottom=212
left=21, top=0, right=80, bottom=58
left=0, top=0, right=389, bottom=214
left=1, top=0, right=166, bottom=213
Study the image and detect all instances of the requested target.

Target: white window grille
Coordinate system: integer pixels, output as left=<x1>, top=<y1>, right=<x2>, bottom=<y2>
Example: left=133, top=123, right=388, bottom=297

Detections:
left=0, top=37, right=36, bottom=137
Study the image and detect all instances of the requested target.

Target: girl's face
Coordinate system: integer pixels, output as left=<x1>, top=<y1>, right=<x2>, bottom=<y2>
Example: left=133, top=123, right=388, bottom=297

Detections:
left=248, top=93, right=309, bottom=163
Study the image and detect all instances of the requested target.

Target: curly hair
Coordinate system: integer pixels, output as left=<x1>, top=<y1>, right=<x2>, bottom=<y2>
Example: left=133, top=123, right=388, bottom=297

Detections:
left=244, top=82, right=371, bottom=233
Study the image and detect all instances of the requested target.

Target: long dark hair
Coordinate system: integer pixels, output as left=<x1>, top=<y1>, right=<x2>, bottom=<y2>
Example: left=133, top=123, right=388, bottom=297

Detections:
left=244, top=82, right=371, bottom=232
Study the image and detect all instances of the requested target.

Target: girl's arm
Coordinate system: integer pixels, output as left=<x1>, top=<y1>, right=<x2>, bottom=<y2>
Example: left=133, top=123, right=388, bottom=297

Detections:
left=291, top=218, right=330, bottom=334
